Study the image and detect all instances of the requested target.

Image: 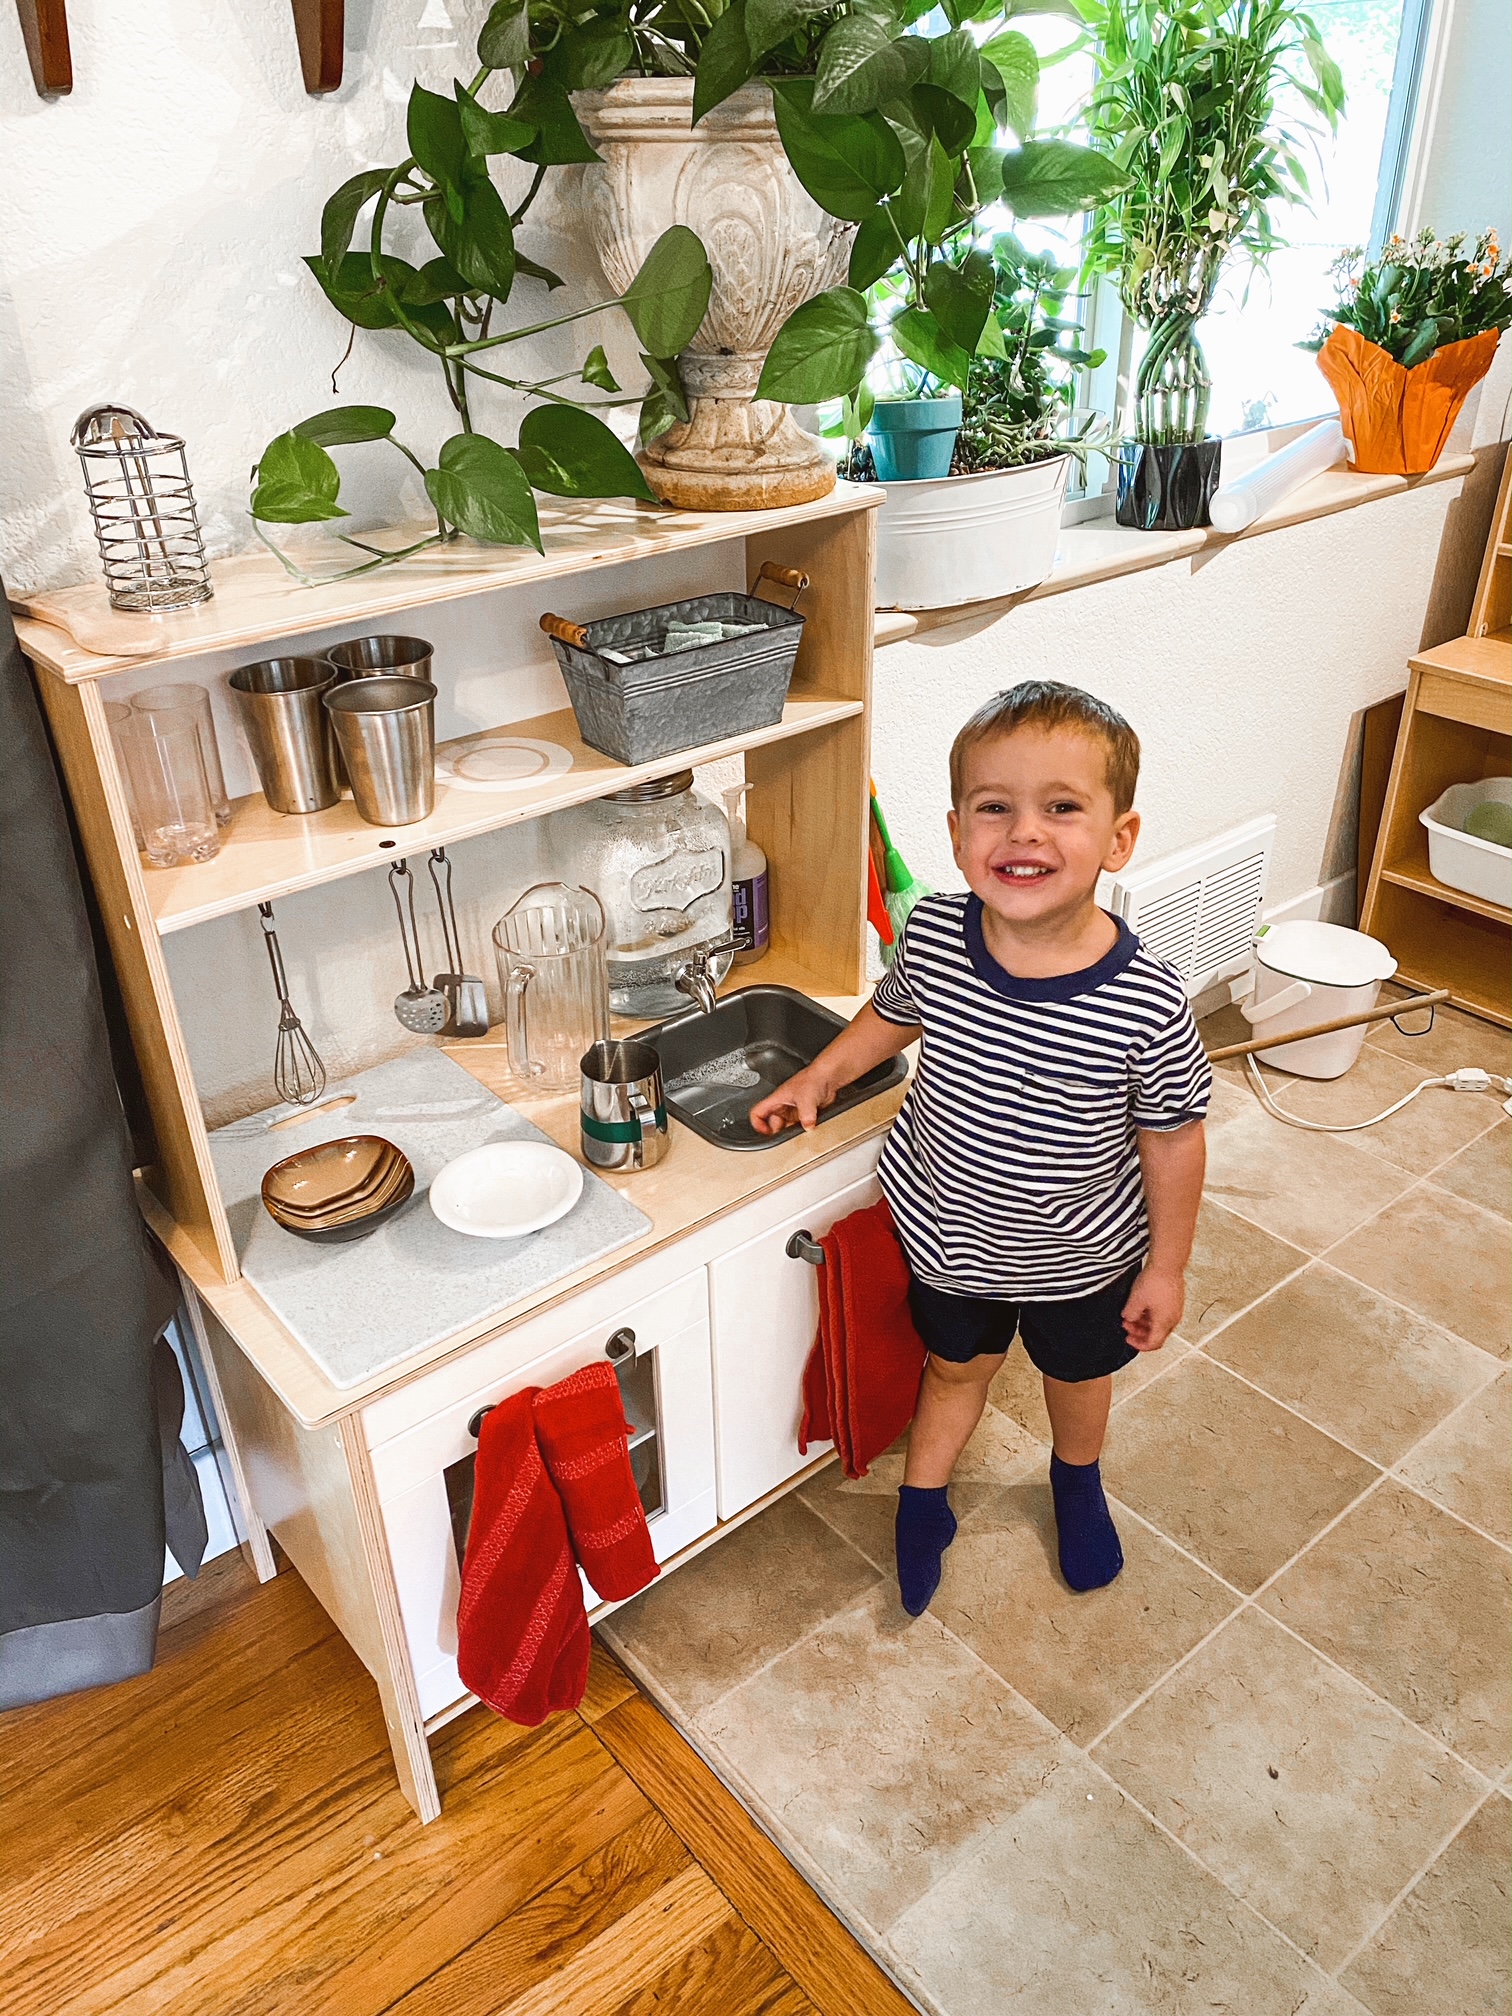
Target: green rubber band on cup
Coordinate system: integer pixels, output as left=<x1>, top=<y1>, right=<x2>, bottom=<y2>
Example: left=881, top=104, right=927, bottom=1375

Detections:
left=580, top=1106, right=667, bottom=1145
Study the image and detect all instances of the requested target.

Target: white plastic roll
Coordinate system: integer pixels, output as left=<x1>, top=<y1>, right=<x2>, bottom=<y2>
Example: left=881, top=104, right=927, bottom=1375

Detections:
left=1208, top=418, right=1346, bottom=535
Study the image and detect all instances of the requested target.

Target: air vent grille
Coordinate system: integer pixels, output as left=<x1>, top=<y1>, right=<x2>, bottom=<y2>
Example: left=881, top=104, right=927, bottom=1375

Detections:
left=1107, top=816, right=1275, bottom=997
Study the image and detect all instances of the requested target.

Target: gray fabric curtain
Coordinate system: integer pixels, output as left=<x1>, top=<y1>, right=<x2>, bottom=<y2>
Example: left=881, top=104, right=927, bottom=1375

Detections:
left=0, top=594, right=206, bottom=1709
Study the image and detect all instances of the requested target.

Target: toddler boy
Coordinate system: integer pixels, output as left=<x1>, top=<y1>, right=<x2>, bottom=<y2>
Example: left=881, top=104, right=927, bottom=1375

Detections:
left=751, top=682, right=1210, bottom=1612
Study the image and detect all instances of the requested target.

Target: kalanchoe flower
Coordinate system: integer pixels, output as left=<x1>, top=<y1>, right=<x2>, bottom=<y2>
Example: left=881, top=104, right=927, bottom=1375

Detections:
left=1302, top=226, right=1511, bottom=366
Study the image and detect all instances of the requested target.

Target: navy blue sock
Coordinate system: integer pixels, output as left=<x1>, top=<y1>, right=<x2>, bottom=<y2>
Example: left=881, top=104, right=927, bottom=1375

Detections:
left=1049, top=1453, right=1124, bottom=1592
left=895, top=1485, right=957, bottom=1616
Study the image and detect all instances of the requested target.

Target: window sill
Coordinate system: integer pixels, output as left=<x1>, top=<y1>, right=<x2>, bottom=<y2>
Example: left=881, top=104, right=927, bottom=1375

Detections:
left=870, top=452, right=1476, bottom=647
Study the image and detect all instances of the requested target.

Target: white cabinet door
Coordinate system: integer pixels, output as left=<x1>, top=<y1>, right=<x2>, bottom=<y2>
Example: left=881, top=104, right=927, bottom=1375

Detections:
left=708, top=1169, right=881, bottom=1518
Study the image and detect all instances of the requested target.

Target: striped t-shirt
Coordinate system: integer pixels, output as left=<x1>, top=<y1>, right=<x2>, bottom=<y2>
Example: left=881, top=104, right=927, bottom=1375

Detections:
left=871, top=894, right=1212, bottom=1300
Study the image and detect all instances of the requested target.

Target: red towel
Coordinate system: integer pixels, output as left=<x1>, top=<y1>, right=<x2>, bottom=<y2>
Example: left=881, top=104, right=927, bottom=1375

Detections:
left=798, top=1198, right=927, bottom=1479
left=455, top=1389, right=590, bottom=1726
left=532, top=1362, right=661, bottom=1602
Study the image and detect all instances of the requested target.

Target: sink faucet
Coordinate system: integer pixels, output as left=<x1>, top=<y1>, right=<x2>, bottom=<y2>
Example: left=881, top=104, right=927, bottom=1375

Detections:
left=673, top=928, right=751, bottom=1015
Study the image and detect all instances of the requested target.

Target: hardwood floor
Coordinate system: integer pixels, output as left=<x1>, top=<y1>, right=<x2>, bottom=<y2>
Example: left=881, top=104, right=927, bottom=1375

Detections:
left=0, top=1550, right=916, bottom=2016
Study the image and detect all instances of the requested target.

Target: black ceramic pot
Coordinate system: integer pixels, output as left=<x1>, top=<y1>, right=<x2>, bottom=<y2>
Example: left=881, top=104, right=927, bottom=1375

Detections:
left=1115, top=438, right=1222, bottom=530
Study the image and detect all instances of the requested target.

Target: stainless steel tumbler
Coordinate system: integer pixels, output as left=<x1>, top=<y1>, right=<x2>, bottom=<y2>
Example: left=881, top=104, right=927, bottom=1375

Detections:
left=323, top=634, right=434, bottom=682
left=580, top=1038, right=669, bottom=1172
left=322, top=676, right=436, bottom=827
left=229, top=657, right=340, bottom=814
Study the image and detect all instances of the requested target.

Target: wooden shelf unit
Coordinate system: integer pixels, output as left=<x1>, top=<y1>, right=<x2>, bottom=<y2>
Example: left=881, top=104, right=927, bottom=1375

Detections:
left=23, top=489, right=887, bottom=1286
left=1360, top=479, right=1512, bottom=1025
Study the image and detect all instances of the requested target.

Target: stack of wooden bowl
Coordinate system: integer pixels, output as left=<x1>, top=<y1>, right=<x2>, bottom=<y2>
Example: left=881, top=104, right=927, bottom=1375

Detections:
left=261, top=1136, right=415, bottom=1243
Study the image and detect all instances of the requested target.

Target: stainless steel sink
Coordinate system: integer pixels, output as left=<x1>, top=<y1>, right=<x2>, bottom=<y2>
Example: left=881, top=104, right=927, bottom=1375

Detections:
left=640, top=984, right=907, bottom=1151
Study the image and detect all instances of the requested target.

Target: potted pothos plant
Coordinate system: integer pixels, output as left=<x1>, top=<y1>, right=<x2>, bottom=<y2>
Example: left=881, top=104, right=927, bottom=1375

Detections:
left=1080, top=0, right=1345, bottom=530
left=248, top=1, right=714, bottom=577
left=1302, top=230, right=1510, bottom=475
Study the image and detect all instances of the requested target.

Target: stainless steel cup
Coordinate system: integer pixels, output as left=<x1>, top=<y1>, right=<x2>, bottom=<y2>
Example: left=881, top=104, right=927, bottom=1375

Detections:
left=324, top=634, right=434, bottom=682
left=229, top=657, right=340, bottom=814
left=580, top=1038, right=669, bottom=1172
left=323, top=676, right=437, bottom=827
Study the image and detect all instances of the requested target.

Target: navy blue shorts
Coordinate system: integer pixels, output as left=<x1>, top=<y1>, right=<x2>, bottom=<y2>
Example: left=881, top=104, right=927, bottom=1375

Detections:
left=907, top=1264, right=1143, bottom=1383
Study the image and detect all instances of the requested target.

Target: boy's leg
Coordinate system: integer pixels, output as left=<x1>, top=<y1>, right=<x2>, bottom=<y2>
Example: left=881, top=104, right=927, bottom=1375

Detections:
left=903, top=1352, right=1007, bottom=1487
left=1041, top=1372, right=1112, bottom=1464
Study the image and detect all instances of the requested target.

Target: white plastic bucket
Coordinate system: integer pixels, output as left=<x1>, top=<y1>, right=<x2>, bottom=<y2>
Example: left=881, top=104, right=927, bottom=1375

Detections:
left=1240, top=920, right=1398, bottom=1079
left=873, top=454, right=1071, bottom=611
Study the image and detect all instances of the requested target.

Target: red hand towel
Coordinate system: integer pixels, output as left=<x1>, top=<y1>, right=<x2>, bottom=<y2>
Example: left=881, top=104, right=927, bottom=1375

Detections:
left=456, top=1390, right=590, bottom=1726
left=533, top=1362, right=660, bottom=1602
left=797, top=1198, right=926, bottom=1480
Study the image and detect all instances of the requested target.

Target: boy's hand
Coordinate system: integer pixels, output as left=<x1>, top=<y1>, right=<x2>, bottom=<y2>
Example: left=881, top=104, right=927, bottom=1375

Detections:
left=1121, top=1265, right=1185, bottom=1352
left=750, top=1065, right=836, bottom=1136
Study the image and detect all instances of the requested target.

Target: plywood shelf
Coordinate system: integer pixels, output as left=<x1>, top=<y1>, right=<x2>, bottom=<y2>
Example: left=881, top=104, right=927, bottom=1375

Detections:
left=11, top=485, right=884, bottom=683
left=145, top=694, right=864, bottom=932
left=1381, top=825, right=1511, bottom=925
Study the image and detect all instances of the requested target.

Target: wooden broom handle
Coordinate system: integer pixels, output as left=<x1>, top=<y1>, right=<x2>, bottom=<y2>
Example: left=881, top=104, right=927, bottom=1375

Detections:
left=1205, top=988, right=1449, bottom=1062
left=539, top=613, right=589, bottom=648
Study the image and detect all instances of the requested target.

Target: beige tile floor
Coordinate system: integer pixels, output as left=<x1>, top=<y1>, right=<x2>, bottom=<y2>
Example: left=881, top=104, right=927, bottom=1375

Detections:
left=604, top=999, right=1511, bottom=2016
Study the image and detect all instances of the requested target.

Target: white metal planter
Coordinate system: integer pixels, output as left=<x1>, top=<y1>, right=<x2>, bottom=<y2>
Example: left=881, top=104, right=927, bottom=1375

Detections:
left=873, top=454, right=1071, bottom=611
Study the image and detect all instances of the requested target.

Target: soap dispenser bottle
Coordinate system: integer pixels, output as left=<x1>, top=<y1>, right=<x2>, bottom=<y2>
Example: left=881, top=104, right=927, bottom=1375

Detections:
left=722, top=783, right=769, bottom=965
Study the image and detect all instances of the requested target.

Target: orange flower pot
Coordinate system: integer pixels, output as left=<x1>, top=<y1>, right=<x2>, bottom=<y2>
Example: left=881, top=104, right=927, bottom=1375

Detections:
left=1317, top=323, right=1502, bottom=476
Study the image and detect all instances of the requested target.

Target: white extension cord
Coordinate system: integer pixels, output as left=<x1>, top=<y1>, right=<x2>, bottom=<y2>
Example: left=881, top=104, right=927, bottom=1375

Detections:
left=1246, top=1058, right=1512, bottom=1134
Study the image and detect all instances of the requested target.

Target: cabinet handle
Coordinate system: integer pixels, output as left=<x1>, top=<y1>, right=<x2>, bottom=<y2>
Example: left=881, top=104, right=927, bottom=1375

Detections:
left=605, top=1327, right=636, bottom=1364
left=786, top=1229, right=825, bottom=1266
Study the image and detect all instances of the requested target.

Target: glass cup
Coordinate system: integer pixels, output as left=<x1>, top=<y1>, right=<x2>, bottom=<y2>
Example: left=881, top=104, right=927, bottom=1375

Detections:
left=104, top=699, right=143, bottom=846
left=131, top=682, right=231, bottom=825
left=119, top=713, right=220, bottom=867
left=492, top=883, right=611, bottom=1091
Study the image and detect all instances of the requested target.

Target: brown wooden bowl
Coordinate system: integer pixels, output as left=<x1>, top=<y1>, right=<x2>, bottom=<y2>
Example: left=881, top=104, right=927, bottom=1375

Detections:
left=262, top=1136, right=415, bottom=1242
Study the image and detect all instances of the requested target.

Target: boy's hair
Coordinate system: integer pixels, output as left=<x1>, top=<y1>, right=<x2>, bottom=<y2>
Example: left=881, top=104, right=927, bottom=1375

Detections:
left=949, top=681, right=1141, bottom=813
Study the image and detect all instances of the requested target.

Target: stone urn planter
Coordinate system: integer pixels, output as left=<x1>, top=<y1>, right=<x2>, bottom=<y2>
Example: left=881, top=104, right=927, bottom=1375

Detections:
left=575, top=79, right=854, bottom=511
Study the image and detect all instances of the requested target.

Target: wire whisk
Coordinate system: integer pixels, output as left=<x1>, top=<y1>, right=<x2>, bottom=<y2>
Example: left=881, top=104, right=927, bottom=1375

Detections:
left=259, top=902, right=327, bottom=1106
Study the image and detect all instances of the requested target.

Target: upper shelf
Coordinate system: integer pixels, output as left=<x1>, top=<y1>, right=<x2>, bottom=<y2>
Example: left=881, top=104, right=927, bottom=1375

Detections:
left=12, top=485, right=884, bottom=683
left=145, top=693, right=863, bottom=932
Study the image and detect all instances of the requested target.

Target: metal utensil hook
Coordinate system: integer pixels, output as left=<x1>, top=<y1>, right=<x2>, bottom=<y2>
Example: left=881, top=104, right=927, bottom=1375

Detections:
left=786, top=1229, right=825, bottom=1266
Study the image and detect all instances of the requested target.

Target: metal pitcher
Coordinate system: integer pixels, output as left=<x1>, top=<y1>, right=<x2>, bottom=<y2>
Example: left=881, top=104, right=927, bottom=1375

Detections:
left=580, top=1039, right=669, bottom=1172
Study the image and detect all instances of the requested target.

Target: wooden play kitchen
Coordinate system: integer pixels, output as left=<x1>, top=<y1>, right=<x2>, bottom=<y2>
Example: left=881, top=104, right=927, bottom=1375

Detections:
left=15, top=486, right=912, bottom=1822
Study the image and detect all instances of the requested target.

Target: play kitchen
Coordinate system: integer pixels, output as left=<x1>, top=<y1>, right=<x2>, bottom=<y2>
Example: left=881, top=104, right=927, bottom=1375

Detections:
left=20, top=485, right=900, bottom=1820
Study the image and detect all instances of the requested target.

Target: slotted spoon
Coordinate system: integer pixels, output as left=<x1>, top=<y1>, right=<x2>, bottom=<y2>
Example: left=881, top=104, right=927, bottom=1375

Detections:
left=388, top=862, right=448, bottom=1034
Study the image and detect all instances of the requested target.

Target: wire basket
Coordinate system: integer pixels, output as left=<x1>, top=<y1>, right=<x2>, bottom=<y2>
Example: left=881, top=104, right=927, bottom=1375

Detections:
left=540, top=562, right=807, bottom=767
left=71, top=403, right=213, bottom=612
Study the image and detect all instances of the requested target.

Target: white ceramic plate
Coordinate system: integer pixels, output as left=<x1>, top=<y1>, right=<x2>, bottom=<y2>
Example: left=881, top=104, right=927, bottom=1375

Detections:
left=434, top=737, right=573, bottom=793
left=428, top=1140, right=584, bottom=1239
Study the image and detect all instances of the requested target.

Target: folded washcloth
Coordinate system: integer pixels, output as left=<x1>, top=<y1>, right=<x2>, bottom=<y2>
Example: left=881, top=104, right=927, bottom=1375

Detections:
left=799, top=1197, right=927, bottom=1479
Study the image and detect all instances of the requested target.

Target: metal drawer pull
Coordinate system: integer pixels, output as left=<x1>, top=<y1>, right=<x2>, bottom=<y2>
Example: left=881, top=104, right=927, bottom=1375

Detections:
left=467, top=1405, right=492, bottom=1440
left=786, top=1230, right=825, bottom=1266
left=605, top=1327, right=636, bottom=1364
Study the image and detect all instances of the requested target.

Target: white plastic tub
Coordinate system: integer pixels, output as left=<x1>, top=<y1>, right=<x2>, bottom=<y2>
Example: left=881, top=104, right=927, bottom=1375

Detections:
left=1420, top=778, right=1512, bottom=908
left=873, top=454, right=1070, bottom=611
left=1238, top=920, right=1398, bottom=1079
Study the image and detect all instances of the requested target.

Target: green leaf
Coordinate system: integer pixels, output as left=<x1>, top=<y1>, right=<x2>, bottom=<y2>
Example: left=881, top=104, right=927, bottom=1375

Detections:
left=408, top=82, right=468, bottom=196
left=320, top=170, right=389, bottom=268
left=641, top=353, right=691, bottom=425
left=511, top=405, right=656, bottom=501
left=250, top=432, right=348, bottom=523
left=515, top=250, right=567, bottom=290
left=891, top=305, right=973, bottom=390
left=746, top=0, right=833, bottom=65
left=544, top=19, right=636, bottom=92
left=639, top=389, right=681, bottom=448
left=924, top=250, right=993, bottom=353
left=927, top=29, right=981, bottom=106
left=478, top=0, right=530, bottom=71
left=1400, top=317, right=1439, bottom=368
left=921, top=132, right=956, bottom=243
left=812, top=19, right=930, bottom=118
left=1001, top=0, right=1086, bottom=22
left=1000, top=139, right=1127, bottom=218
left=772, top=80, right=906, bottom=224
left=424, top=176, right=515, bottom=296
left=979, top=29, right=1037, bottom=139
left=910, top=80, right=976, bottom=156
left=975, top=314, right=1008, bottom=359
left=581, top=344, right=620, bottom=392
left=693, top=0, right=757, bottom=122
left=620, top=226, right=713, bottom=356
left=849, top=205, right=903, bottom=290
left=304, top=252, right=405, bottom=331
left=457, top=87, right=535, bottom=160
left=507, top=75, right=601, bottom=165
left=292, top=406, right=396, bottom=447
left=403, top=255, right=470, bottom=305
left=840, top=383, right=875, bottom=438
left=425, top=432, right=542, bottom=548
left=756, top=286, right=878, bottom=404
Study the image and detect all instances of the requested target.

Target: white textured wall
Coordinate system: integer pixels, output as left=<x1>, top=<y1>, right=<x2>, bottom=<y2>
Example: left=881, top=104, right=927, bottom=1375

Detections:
left=1416, top=0, right=1511, bottom=251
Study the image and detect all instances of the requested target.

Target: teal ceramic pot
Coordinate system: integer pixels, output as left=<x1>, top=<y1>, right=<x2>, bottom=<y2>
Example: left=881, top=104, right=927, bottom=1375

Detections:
left=866, top=394, right=963, bottom=483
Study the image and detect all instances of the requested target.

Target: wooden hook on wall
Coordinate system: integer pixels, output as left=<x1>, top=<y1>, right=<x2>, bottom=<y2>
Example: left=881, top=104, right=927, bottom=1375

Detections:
left=291, top=0, right=343, bottom=94
left=16, top=0, right=71, bottom=96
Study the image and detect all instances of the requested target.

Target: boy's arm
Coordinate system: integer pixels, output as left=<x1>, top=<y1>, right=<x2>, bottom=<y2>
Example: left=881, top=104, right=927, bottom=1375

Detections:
left=1124, top=1120, right=1206, bottom=1351
left=749, top=1002, right=919, bottom=1135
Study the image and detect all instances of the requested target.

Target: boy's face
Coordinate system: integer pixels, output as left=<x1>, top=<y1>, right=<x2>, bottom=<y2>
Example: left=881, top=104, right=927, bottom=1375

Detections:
left=948, top=727, right=1140, bottom=930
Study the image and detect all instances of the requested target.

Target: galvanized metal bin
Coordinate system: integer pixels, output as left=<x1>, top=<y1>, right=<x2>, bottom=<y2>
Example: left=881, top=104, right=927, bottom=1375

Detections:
left=541, top=563, right=807, bottom=767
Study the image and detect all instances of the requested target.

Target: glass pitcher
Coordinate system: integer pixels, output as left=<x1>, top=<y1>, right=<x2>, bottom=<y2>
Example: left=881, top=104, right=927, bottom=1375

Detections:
left=492, top=883, right=611, bottom=1090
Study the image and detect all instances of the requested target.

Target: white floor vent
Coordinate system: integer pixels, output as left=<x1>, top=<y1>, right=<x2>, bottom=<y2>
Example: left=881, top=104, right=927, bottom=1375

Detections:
left=1104, top=815, right=1275, bottom=998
